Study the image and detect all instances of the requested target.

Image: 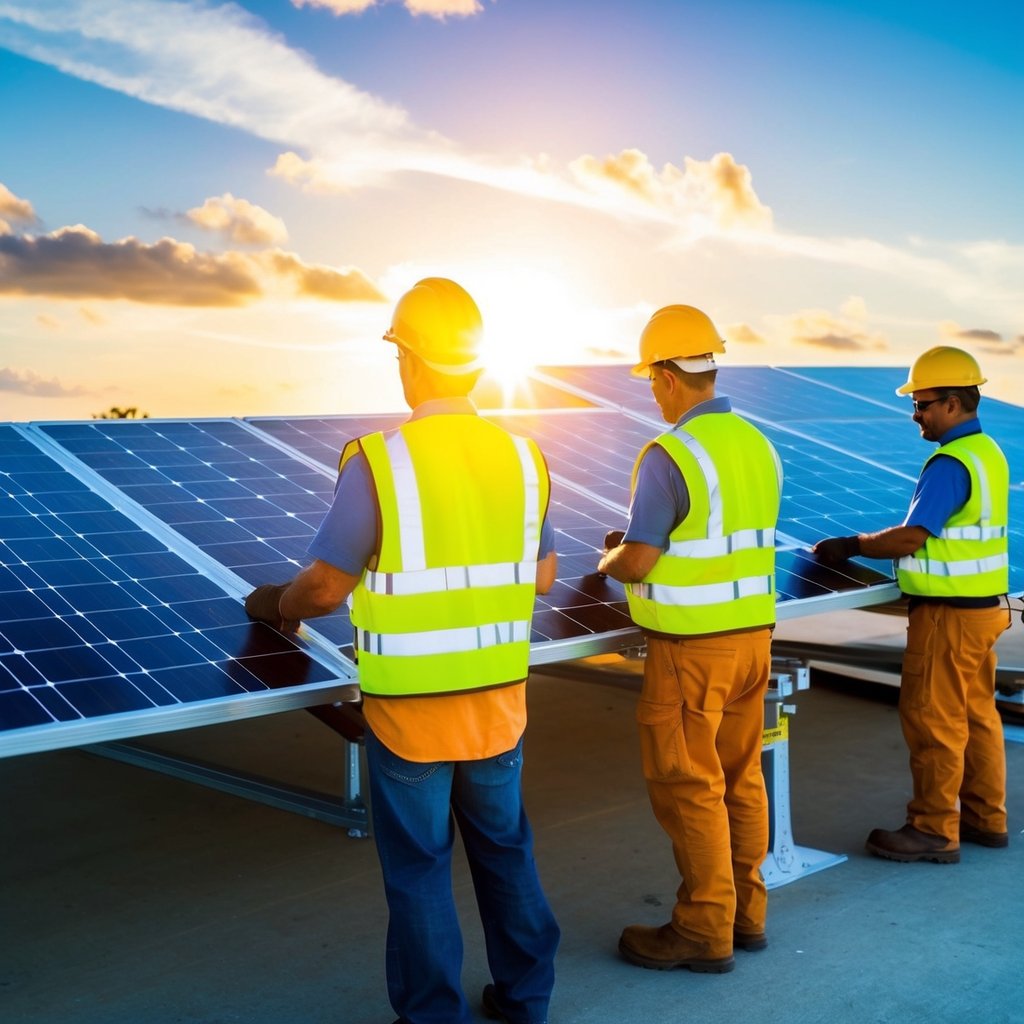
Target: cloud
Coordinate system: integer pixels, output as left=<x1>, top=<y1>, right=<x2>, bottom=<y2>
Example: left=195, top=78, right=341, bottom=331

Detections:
left=569, top=150, right=773, bottom=233
left=261, top=251, right=387, bottom=301
left=0, top=224, right=385, bottom=306
left=1, top=182, right=36, bottom=235
left=185, top=193, right=288, bottom=245
left=939, top=320, right=1023, bottom=355
left=724, top=323, right=767, bottom=345
left=0, top=366, right=91, bottom=397
left=0, top=225, right=261, bottom=306
left=0, top=181, right=36, bottom=223
left=292, top=0, right=482, bottom=16
left=771, top=302, right=889, bottom=353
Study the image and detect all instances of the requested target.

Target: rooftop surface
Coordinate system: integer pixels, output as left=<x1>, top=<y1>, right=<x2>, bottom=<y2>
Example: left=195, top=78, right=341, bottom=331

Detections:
left=3, top=659, right=1022, bottom=1024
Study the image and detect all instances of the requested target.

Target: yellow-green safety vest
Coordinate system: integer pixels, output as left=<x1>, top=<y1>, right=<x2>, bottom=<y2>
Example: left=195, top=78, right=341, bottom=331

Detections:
left=625, top=412, right=782, bottom=636
left=896, top=432, right=1009, bottom=598
left=347, top=415, right=550, bottom=697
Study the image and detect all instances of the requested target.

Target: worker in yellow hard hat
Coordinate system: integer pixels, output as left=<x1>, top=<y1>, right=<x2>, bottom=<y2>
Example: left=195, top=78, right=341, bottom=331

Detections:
left=814, top=346, right=1010, bottom=862
left=245, top=277, right=560, bottom=1023
left=598, top=304, right=783, bottom=972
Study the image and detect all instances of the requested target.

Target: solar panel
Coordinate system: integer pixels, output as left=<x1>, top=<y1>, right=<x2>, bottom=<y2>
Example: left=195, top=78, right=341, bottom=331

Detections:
left=36, top=419, right=358, bottom=652
left=0, top=426, right=355, bottom=757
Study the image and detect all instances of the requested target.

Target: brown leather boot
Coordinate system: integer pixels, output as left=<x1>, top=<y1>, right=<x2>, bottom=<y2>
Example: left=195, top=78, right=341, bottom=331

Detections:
left=618, top=924, right=735, bottom=973
left=865, top=824, right=960, bottom=863
left=734, top=929, right=768, bottom=952
left=959, top=821, right=1009, bottom=848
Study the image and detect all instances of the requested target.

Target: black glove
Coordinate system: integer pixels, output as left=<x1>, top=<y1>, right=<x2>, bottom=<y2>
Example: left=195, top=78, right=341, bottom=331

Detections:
left=603, top=529, right=625, bottom=552
left=245, top=583, right=299, bottom=632
left=812, top=535, right=861, bottom=565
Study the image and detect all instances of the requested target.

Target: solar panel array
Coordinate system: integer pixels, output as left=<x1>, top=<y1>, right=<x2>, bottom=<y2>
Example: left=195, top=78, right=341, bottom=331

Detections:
left=4, top=364, right=1019, bottom=756
left=0, top=425, right=355, bottom=756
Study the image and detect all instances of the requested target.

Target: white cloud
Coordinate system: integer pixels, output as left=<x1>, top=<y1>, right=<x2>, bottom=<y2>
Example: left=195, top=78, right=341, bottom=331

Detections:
left=292, top=0, right=482, bottom=17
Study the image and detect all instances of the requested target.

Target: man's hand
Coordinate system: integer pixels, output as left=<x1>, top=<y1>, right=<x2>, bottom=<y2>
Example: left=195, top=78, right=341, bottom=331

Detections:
left=812, top=536, right=861, bottom=565
left=597, top=530, right=625, bottom=578
left=245, top=583, right=300, bottom=633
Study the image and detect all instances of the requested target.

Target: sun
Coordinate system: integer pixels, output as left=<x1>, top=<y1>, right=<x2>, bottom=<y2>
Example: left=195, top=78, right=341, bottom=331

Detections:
left=471, top=268, right=592, bottom=393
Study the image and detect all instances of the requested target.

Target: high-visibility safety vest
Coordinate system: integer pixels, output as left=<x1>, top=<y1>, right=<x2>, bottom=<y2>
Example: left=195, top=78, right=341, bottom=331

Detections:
left=896, top=432, right=1009, bottom=598
left=625, top=412, right=782, bottom=636
left=345, top=415, right=549, bottom=698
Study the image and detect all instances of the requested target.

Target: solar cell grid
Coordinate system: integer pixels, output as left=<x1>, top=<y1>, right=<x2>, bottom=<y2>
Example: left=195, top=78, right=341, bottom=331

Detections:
left=38, top=419, right=356, bottom=650
left=0, top=427, right=350, bottom=755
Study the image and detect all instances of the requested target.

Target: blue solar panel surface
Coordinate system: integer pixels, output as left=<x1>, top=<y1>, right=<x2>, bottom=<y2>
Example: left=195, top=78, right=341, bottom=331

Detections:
left=0, top=426, right=351, bottom=755
left=38, top=419, right=357, bottom=650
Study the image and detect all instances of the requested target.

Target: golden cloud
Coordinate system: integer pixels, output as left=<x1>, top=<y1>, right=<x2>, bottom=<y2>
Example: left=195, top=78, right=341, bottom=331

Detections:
left=186, top=193, right=288, bottom=245
left=568, top=150, right=772, bottom=232
left=263, top=251, right=387, bottom=301
left=0, top=225, right=385, bottom=307
left=0, top=182, right=36, bottom=225
left=269, top=151, right=350, bottom=194
left=724, top=323, right=767, bottom=345
left=783, top=306, right=888, bottom=352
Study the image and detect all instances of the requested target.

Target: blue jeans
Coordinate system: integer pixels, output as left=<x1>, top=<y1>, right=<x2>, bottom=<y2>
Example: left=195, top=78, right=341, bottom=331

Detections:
left=364, top=729, right=559, bottom=1024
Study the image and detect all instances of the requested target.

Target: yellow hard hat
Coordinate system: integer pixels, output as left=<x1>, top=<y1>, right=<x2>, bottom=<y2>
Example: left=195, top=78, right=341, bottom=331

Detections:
left=895, top=346, right=987, bottom=395
left=383, top=277, right=483, bottom=374
left=631, top=304, right=726, bottom=377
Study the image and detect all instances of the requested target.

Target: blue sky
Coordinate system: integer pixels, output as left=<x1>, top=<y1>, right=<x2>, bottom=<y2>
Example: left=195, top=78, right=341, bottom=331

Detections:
left=1, top=0, right=1022, bottom=419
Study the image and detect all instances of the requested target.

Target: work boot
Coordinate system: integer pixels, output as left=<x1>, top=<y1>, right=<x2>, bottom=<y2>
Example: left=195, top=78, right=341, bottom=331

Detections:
left=618, top=923, right=735, bottom=973
left=959, top=821, right=1009, bottom=848
left=733, top=928, right=768, bottom=952
left=865, top=824, right=959, bottom=863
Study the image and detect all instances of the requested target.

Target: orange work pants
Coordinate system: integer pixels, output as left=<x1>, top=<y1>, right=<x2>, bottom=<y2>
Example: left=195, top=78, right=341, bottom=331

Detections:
left=637, top=630, right=771, bottom=956
left=900, top=603, right=1010, bottom=841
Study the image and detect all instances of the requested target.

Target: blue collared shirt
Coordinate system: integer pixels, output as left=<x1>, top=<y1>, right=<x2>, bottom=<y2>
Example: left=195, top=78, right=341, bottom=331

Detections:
left=901, top=418, right=979, bottom=537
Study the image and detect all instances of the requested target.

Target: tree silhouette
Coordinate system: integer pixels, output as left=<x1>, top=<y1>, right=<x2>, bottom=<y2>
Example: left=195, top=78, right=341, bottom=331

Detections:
left=92, top=406, right=149, bottom=420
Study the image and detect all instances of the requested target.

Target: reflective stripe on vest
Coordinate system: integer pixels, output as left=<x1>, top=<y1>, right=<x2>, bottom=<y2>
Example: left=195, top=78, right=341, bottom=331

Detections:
left=667, top=527, right=776, bottom=559
left=896, top=431, right=1009, bottom=599
left=629, top=574, right=773, bottom=605
left=898, top=553, right=1008, bottom=578
left=358, top=620, right=530, bottom=657
left=624, top=412, right=780, bottom=636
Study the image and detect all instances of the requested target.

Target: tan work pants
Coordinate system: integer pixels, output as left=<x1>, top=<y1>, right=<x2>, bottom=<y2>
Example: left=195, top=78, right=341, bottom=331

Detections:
left=900, top=602, right=1010, bottom=841
left=637, top=630, right=771, bottom=956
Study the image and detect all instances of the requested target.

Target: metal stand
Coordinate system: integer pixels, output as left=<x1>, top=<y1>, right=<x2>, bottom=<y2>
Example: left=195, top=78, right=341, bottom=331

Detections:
left=83, top=737, right=370, bottom=837
left=760, top=659, right=847, bottom=888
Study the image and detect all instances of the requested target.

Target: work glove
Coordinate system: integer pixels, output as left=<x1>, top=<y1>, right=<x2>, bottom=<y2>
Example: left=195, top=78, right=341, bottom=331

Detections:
left=812, top=535, right=861, bottom=565
left=245, top=583, right=300, bottom=633
left=603, top=529, right=625, bottom=552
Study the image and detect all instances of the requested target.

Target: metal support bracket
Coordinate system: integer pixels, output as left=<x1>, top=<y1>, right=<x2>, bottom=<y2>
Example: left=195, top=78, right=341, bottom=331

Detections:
left=83, top=737, right=370, bottom=837
left=760, top=661, right=847, bottom=888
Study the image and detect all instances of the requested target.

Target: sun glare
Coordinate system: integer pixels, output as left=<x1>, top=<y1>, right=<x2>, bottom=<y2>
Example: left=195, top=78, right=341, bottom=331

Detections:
left=473, top=269, right=591, bottom=397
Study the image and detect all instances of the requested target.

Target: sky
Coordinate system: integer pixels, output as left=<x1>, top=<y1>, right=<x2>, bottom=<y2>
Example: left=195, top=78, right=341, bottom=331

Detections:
left=1, top=0, right=1022, bottom=421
